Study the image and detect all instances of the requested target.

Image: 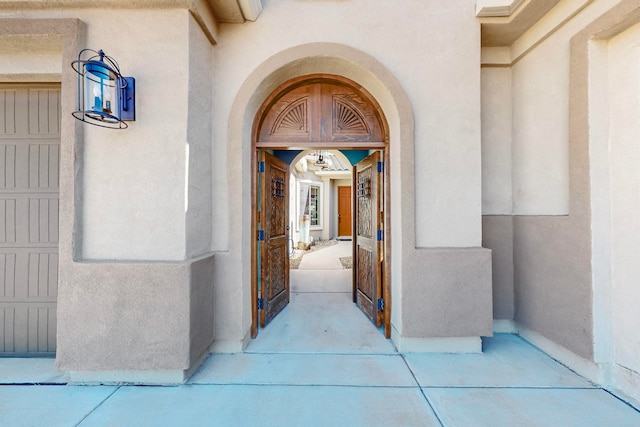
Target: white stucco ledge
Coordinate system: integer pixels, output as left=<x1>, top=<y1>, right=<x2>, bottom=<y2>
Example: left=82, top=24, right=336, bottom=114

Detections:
left=476, top=0, right=526, bottom=17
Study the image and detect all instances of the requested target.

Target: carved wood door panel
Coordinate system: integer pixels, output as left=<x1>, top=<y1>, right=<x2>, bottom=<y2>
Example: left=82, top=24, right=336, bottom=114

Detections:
left=258, top=151, right=290, bottom=326
left=256, top=79, right=386, bottom=147
left=353, top=151, right=382, bottom=327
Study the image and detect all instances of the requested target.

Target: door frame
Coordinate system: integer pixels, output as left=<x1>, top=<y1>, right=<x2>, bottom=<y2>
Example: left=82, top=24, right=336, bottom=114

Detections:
left=250, top=74, right=392, bottom=339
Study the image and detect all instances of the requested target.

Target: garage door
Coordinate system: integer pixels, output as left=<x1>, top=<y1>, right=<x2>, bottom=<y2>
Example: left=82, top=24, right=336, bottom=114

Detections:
left=0, top=85, right=60, bottom=355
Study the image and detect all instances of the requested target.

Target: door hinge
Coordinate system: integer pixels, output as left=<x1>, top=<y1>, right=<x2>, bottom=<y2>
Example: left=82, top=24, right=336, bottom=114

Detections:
left=258, top=229, right=265, bottom=241
left=377, top=298, right=384, bottom=311
left=377, top=230, right=384, bottom=241
left=258, top=161, right=265, bottom=173
left=258, top=298, right=264, bottom=310
left=377, top=161, right=384, bottom=173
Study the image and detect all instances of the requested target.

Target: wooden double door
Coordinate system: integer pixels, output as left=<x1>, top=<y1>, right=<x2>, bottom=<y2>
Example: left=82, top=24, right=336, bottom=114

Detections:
left=256, top=150, right=386, bottom=335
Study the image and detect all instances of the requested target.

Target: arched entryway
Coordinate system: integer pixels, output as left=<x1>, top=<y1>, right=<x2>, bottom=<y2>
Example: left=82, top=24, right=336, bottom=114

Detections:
left=250, top=74, right=392, bottom=339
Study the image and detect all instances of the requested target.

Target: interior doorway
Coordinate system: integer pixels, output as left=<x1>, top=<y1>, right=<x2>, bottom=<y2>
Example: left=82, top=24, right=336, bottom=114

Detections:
left=337, top=186, right=352, bottom=238
left=251, top=74, right=391, bottom=340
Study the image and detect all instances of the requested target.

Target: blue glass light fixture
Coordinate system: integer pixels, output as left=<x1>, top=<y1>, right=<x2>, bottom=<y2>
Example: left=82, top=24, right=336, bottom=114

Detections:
left=71, top=49, right=135, bottom=129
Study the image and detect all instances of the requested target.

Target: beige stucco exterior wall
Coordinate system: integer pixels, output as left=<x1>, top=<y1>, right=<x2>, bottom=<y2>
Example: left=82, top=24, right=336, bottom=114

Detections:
left=212, top=0, right=483, bottom=250
left=511, top=36, right=570, bottom=215
left=2, top=0, right=492, bottom=377
left=186, top=14, right=214, bottom=258
left=602, top=17, right=640, bottom=396
left=211, top=0, right=492, bottom=351
left=0, top=34, right=62, bottom=81
left=481, top=0, right=640, bottom=401
left=80, top=10, right=190, bottom=261
left=0, top=8, right=217, bottom=382
left=481, top=66, right=512, bottom=215
left=0, top=8, right=209, bottom=262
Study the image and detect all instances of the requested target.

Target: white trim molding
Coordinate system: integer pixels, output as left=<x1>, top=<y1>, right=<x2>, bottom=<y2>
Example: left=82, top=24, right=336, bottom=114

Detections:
left=476, top=0, right=526, bottom=17
left=238, top=0, right=262, bottom=21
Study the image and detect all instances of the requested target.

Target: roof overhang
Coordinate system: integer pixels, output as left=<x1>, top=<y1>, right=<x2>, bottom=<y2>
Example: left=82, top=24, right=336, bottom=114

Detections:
left=0, top=0, right=263, bottom=45
left=477, top=0, right=562, bottom=46
left=209, top=0, right=262, bottom=23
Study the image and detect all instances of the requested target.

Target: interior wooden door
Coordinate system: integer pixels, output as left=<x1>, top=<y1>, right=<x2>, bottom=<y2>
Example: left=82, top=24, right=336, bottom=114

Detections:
left=258, top=151, right=290, bottom=327
left=353, top=151, right=383, bottom=327
left=337, top=186, right=352, bottom=237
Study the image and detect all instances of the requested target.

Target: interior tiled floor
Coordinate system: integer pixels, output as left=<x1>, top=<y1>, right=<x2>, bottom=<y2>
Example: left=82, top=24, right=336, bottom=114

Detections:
left=1, top=241, right=639, bottom=426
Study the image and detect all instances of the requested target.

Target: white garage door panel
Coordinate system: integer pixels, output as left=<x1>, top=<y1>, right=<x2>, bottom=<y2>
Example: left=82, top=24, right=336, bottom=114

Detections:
left=0, top=85, right=60, bottom=355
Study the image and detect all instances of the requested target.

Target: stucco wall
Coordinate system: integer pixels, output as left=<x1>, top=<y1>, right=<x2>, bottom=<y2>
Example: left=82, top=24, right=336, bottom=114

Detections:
left=212, top=0, right=482, bottom=251
left=511, top=35, right=570, bottom=215
left=186, top=13, right=214, bottom=258
left=0, top=9, right=213, bottom=262
left=481, top=66, right=512, bottom=215
left=0, top=9, right=217, bottom=380
left=79, top=10, right=190, bottom=261
left=482, top=216, right=514, bottom=320
left=606, top=20, right=640, bottom=376
left=214, top=0, right=491, bottom=348
left=481, top=0, right=623, bottom=361
left=482, top=0, right=640, bottom=372
left=0, top=34, right=62, bottom=81
left=56, top=254, right=214, bottom=379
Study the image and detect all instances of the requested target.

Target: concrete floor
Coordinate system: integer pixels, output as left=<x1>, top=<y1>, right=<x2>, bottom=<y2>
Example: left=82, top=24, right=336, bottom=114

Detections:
left=1, top=241, right=639, bottom=426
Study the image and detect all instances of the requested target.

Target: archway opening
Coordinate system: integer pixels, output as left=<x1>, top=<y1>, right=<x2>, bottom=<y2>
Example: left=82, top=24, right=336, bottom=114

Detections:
left=250, top=74, right=392, bottom=343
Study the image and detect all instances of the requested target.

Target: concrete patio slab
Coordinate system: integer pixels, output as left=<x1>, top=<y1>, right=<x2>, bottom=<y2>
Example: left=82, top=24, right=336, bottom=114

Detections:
left=1, top=239, right=637, bottom=427
left=80, top=384, right=441, bottom=427
left=0, top=357, right=68, bottom=384
left=424, top=387, right=640, bottom=427
left=189, top=353, right=416, bottom=387
left=246, top=292, right=395, bottom=354
left=404, top=334, right=594, bottom=388
left=0, top=385, right=117, bottom=427
left=290, top=269, right=351, bottom=293
left=298, top=241, right=352, bottom=270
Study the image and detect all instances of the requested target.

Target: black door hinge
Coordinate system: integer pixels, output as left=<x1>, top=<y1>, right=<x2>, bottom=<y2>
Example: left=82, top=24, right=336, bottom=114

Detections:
left=258, top=298, right=264, bottom=310
left=377, top=298, right=384, bottom=311
left=258, top=161, right=265, bottom=173
left=377, top=230, right=384, bottom=241
left=258, top=230, right=265, bottom=241
left=377, top=161, right=384, bottom=173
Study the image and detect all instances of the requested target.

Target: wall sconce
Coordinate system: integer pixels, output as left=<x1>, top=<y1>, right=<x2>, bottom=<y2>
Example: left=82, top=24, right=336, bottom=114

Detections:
left=71, top=49, right=135, bottom=129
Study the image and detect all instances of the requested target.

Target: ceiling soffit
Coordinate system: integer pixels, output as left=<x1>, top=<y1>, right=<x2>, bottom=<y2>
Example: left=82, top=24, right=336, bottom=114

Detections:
left=478, top=0, right=562, bottom=46
left=209, top=0, right=262, bottom=23
left=0, top=0, right=263, bottom=44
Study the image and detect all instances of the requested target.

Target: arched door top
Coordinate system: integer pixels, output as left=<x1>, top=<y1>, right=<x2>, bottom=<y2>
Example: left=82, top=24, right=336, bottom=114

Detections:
left=254, top=74, right=389, bottom=149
